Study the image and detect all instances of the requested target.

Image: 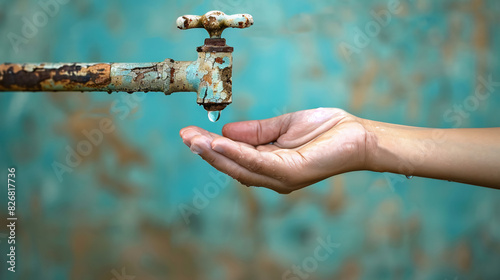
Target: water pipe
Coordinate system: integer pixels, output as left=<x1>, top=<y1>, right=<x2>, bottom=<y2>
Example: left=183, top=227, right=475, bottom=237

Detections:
left=0, top=11, right=253, bottom=120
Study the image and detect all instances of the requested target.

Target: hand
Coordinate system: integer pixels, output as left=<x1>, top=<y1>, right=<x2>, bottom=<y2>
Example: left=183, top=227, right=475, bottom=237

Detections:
left=179, top=108, right=368, bottom=194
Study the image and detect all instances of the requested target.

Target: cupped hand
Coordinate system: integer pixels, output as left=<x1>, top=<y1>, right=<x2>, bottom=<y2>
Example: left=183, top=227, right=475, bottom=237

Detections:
left=180, top=108, right=368, bottom=194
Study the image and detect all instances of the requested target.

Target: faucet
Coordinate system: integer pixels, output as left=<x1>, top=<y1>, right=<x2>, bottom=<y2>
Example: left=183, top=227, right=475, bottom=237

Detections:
left=0, top=11, right=253, bottom=120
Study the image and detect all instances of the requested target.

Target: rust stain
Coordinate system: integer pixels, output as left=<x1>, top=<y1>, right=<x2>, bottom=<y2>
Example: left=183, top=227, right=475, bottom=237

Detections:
left=207, top=16, right=217, bottom=26
left=326, top=177, right=345, bottom=214
left=202, top=73, right=212, bottom=85
left=335, top=259, right=361, bottom=280
left=471, top=0, right=487, bottom=48
left=215, top=57, right=224, bottom=64
left=182, top=16, right=189, bottom=29
left=98, top=172, right=137, bottom=195
left=0, top=63, right=111, bottom=91
left=130, top=64, right=157, bottom=83
left=221, top=66, right=232, bottom=97
left=471, top=0, right=488, bottom=76
left=87, top=63, right=111, bottom=85
left=350, top=60, right=378, bottom=112
left=455, top=240, right=472, bottom=272
left=170, top=67, right=175, bottom=84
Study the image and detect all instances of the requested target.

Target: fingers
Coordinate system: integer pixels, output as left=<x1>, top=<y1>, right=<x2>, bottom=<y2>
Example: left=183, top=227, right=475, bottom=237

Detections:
left=181, top=126, right=255, bottom=150
left=256, top=144, right=281, bottom=152
left=180, top=127, right=285, bottom=191
left=211, top=137, right=289, bottom=180
left=180, top=126, right=211, bottom=148
left=222, top=113, right=291, bottom=146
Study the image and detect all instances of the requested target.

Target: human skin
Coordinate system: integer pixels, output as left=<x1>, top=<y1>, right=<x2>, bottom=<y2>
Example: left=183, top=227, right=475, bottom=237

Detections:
left=179, top=108, right=500, bottom=194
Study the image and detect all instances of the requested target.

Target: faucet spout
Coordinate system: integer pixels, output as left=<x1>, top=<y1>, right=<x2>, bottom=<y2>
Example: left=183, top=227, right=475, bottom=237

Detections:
left=193, top=39, right=234, bottom=112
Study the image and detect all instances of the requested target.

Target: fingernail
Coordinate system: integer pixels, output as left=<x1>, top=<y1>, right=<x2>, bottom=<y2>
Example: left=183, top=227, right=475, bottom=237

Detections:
left=190, top=136, right=212, bottom=155
left=190, top=145, right=202, bottom=155
left=212, top=143, right=224, bottom=153
left=183, top=139, right=190, bottom=147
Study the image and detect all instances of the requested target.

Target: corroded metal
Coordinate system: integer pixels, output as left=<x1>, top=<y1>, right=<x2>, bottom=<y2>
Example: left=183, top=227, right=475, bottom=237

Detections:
left=0, top=58, right=231, bottom=111
left=0, top=63, right=113, bottom=92
left=0, top=11, right=253, bottom=112
left=197, top=38, right=234, bottom=53
left=193, top=51, right=233, bottom=111
left=177, top=11, right=253, bottom=39
left=0, top=61, right=172, bottom=93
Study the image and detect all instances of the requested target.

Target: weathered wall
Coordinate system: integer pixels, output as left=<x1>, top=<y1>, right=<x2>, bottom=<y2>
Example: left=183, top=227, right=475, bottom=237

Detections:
left=0, top=0, right=499, bottom=279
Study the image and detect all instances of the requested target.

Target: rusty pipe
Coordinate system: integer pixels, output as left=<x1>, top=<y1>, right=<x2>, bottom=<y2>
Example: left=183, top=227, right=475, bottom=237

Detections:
left=0, top=11, right=253, bottom=113
left=0, top=62, right=173, bottom=93
left=0, top=45, right=234, bottom=111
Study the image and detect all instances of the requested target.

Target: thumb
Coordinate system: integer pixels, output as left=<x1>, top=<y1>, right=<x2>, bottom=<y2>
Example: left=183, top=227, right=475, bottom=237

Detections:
left=222, top=114, right=291, bottom=146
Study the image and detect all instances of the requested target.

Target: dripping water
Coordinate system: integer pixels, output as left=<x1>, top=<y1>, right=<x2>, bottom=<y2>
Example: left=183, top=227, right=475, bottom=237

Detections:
left=208, top=111, right=221, bottom=122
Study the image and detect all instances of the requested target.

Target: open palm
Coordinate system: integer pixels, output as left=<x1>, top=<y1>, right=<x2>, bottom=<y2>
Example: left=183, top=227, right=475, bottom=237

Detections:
left=180, top=108, right=368, bottom=194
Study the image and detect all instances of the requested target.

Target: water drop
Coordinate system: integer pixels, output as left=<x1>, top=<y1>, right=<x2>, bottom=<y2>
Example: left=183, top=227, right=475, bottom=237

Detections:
left=208, top=110, right=221, bottom=122
left=406, top=175, right=413, bottom=179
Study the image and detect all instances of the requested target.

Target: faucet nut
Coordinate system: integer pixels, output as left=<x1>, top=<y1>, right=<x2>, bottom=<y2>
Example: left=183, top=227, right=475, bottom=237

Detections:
left=196, top=38, right=233, bottom=53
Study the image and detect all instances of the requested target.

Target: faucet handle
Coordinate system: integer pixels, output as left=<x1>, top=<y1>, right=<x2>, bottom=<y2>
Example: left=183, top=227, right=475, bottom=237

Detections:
left=176, top=11, right=253, bottom=39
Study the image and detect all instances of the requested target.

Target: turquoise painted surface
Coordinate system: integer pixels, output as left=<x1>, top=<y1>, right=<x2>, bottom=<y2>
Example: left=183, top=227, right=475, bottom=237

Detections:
left=0, top=0, right=499, bottom=279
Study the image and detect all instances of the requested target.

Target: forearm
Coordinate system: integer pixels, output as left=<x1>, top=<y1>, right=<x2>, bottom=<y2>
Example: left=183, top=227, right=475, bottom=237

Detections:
left=361, top=119, right=500, bottom=188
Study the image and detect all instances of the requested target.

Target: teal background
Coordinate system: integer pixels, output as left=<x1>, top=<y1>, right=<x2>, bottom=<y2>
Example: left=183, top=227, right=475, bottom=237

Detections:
left=1, top=0, right=500, bottom=279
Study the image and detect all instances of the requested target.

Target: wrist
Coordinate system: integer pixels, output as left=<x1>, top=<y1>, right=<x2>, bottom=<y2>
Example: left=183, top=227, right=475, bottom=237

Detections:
left=358, top=118, right=380, bottom=172
left=358, top=118, right=399, bottom=173
left=358, top=118, right=436, bottom=175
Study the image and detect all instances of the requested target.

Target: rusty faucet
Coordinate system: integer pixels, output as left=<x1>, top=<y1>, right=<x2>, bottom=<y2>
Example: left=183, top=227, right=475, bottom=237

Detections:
left=0, top=11, right=253, bottom=120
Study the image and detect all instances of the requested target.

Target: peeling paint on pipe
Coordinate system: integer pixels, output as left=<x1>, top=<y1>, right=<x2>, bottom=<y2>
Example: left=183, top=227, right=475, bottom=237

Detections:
left=0, top=61, right=175, bottom=93
left=0, top=54, right=231, bottom=111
